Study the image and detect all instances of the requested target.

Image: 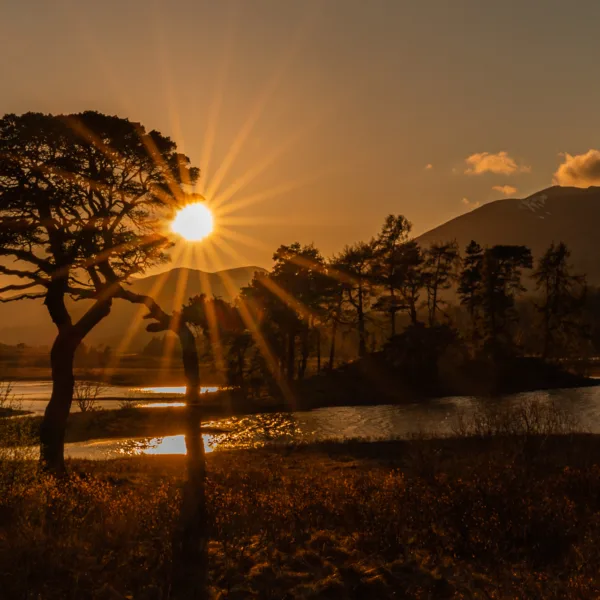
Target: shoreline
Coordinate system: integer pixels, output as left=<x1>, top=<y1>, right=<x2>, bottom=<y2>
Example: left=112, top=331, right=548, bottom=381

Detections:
left=2, top=376, right=600, bottom=448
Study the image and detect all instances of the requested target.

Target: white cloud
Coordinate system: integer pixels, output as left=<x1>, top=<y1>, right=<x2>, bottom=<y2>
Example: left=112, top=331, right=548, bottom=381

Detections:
left=553, top=150, right=600, bottom=187
left=424, top=163, right=433, bottom=170
left=464, top=151, right=531, bottom=176
left=461, top=197, right=480, bottom=209
left=492, top=185, right=518, bottom=196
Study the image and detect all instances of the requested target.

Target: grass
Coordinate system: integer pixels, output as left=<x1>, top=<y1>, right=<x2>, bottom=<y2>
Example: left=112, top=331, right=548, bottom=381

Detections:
left=2, top=430, right=600, bottom=599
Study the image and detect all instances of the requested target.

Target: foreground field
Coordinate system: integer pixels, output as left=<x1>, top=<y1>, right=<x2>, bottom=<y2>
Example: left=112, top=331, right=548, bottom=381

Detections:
left=2, top=434, right=600, bottom=599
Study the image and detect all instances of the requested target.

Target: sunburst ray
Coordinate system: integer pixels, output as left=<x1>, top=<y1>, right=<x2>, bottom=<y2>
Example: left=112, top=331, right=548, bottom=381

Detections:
left=205, top=236, right=296, bottom=407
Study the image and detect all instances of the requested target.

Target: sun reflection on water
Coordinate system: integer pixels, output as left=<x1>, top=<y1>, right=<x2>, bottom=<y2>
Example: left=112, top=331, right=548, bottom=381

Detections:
left=139, top=402, right=186, bottom=409
left=118, top=434, right=218, bottom=456
left=111, top=413, right=305, bottom=458
left=135, top=386, right=220, bottom=395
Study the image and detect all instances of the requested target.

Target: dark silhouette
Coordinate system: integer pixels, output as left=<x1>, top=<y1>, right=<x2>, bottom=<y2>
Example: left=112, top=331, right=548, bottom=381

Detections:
left=113, top=288, right=209, bottom=599
left=371, top=214, right=412, bottom=337
left=458, top=240, right=484, bottom=325
left=458, top=244, right=532, bottom=357
left=336, top=242, right=375, bottom=357
left=423, top=241, right=460, bottom=326
left=533, top=242, right=587, bottom=359
left=0, top=111, right=198, bottom=473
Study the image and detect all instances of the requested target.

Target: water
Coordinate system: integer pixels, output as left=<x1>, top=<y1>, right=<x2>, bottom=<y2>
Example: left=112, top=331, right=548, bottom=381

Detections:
left=5, top=381, right=218, bottom=415
left=61, top=385, right=600, bottom=459
left=6, top=383, right=600, bottom=459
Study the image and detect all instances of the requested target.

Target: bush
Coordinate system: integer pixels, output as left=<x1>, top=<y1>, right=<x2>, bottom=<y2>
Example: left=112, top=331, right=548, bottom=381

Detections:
left=74, top=376, right=106, bottom=413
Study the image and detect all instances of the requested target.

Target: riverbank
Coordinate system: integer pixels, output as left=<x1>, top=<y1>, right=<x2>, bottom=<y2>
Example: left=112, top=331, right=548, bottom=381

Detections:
left=2, top=434, right=600, bottom=598
left=0, top=403, right=239, bottom=446
left=0, top=407, right=28, bottom=418
left=3, top=374, right=598, bottom=450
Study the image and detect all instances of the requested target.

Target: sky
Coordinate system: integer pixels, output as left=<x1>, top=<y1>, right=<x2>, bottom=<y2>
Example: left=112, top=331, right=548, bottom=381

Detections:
left=3, top=0, right=600, bottom=272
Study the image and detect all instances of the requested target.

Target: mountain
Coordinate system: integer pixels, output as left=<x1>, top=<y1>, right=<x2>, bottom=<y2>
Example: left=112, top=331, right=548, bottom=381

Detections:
left=417, top=186, right=600, bottom=284
left=127, top=266, right=265, bottom=314
left=0, top=266, right=265, bottom=348
left=4, top=185, right=600, bottom=347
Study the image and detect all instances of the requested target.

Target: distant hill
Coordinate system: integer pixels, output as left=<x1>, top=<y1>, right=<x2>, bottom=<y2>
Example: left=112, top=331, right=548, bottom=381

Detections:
left=0, top=266, right=265, bottom=348
left=417, top=186, right=600, bottom=284
left=4, top=185, right=600, bottom=347
left=127, top=266, right=265, bottom=313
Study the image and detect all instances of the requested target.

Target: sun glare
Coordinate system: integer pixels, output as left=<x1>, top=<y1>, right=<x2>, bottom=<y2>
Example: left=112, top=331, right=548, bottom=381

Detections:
left=171, top=203, right=214, bottom=241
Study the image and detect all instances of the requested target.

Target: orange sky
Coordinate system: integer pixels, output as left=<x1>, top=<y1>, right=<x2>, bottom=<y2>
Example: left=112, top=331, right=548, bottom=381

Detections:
left=3, top=0, right=600, bottom=272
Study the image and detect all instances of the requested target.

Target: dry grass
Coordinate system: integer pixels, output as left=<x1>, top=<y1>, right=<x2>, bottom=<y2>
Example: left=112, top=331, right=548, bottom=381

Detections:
left=1, top=430, right=600, bottom=599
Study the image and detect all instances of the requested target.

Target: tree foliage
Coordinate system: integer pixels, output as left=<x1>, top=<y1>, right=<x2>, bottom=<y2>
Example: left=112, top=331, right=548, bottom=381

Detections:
left=533, top=242, right=587, bottom=358
left=0, top=110, right=198, bottom=472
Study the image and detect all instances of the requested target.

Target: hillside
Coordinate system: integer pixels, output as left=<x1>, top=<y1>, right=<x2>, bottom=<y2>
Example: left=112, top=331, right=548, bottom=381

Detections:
left=417, top=186, right=600, bottom=283
left=3, top=185, right=600, bottom=348
left=0, top=266, right=265, bottom=348
left=127, top=266, right=265, bottom=313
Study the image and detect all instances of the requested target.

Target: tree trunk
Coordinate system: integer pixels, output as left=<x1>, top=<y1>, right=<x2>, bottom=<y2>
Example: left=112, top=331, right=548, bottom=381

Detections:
left=358, top=288, right=367, bottom=358
left=40, top=286, right=112, bottom=475
left=316, top=328, right=321, bottom=372
left=390, top=285, right=396, bottom=338
left=429, top=286, right=438, bottom=327
left=328, top=320, right=338, bottom=370
left=39, top=329, right=79, bottom=475
left=409, top=297, right=418, bottom=326
left=171, top=324, right=208, bottom=600
left=287, top=332, right=296, bottom=382
left=236, top=346, right=247, bottom=397
left=299, top=327, right=309, bottom=380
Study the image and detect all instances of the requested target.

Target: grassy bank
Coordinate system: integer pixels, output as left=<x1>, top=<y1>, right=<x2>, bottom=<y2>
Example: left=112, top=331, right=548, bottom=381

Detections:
left=0, top=395, right=275, bottom=446
left=2, top=433, right=600, bottom=598
left=0, top=407, right=28, bottom=418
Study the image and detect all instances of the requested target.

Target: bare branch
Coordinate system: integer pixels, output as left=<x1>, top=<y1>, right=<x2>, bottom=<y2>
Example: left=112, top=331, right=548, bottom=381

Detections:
left=0, top=265, right=48, bottom=286
left=0, top=292, right=46, bottom=303
left=0, top=281, right=40, bottom=294
left=0, top=247, right=51, bottom=271
left=114, top=285, right=174, bottom=332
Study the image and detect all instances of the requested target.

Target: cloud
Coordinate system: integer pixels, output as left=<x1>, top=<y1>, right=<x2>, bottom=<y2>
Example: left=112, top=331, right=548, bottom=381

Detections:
left=464, top=151, right=531, bottom=175
left=424, top=163, right=433, bottom=170
left=553, top=150, right=600, bottom=187
left=492, top=185, right=517, bottom=196
left=461, top=197, right=480, bottom=209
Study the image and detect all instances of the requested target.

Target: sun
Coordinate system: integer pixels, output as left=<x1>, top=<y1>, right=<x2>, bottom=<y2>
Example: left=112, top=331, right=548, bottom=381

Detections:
left=171, top=202, right=214, bottom=242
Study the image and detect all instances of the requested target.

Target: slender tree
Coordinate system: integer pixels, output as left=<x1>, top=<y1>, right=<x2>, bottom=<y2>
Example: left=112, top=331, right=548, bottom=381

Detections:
left=371, top=214, right=412, bottom=337
left=336, top=241, right=375, bottom=357
left=322, top=259, right=346, bottom=370
left=423, top=241, right=460, bottom=326
left=397, top=240, right=424, bottom=326
left=479, top=245, right=533, bottom=355
left=458, top=240, right=484, bottom=321
left=533, top=242, right=587, bottom=358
